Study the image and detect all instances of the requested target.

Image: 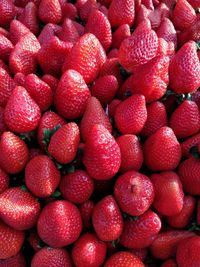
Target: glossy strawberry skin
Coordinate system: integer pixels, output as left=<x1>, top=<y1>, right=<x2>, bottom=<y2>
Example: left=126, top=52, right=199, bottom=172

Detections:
left=48, top=122, right=80, bottom=164
left=38, top=0, right=62, bottom=24
left=83, top=124, right=121, bottom=180
left=0, top=131, right=29, bottom=174
left=105, top=251, right=144, bottom=267
left=0, top=0, right=15, bottom=27
left=0, top=67, right=16, bottom=107
left=72, top=233, right=107, bottom=267
left=0, top=168, right=9, bottom=194
left=37, top=200, right=82, bottom=248
left=0, top=252, right=26, bottom=267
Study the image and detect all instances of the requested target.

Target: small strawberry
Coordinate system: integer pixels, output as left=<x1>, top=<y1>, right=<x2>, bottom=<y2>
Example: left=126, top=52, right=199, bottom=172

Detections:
left=4, top=86, right=41, bottom=133
left=0, top=253, right=26, bottom=267
left=107, top=48, right=119, bottom=58
left=114, top=171, right=154, bottom=216
left=9, top=20, right=30, bottom=45
left=37, top=200, right=82, bottom=247
left=48, top=122, right=80, bottom=164
left=80, top=200, right=94, bottom=229
left=0, top=34, right=13, bottom=62
left=38, top=0, right=62, bottom=24
left=104, top=251, right=145, bottom=267
left=144, top=126, right=181, bottom=171
left=0, top=168, right=9, bottom=194
left=83, top=124, right=121, bottom=180
left=0, top=67, right=16, bottom=107
left=61, top=2, right=78, bottom=20
left=72, top=233, right=107, bottom=267
left=0, top=131, right=28, bottom=174
left=99, top=57, right=122, bottom=85
left=0, top=0, right=15, bottom=27
left=112, top=24, right=131, bottom=49
left=92, top=195, right=123, bottom=241
left=181, top=133, right=200, bottom=158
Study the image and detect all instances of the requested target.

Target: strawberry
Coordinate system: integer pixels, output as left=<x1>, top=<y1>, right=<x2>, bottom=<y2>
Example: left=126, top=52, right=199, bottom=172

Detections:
left=29, top=148, right=44, bottom=160
left=176, top=236, right=200, bottom=267
left=0, top=168, right=9, bottom=194
left=42, top=74, right=58, bottom=93
left=61, top=2, right=78, bottom=20
left=38, top=23, right=61, bottom=45
left=107, top=48, right=119, bottom=58
left=62, top=33, right=106, bottom=84
left=104, top=251, right=145, bottom=267
left=0, top=67, right=16, bottom=107
left=48, top=122, right=80, bottom=164
left=27, top=230, right=41, bottom=252
left=169, top=41, right=200, bottom=94
left=181, top=133, right=200, bottom=158
left=0, top=131, right=28, bottom=174
left=0, top=253, right=26, bottom=267
left=0, top=107, right=7, bottom=137
left=83, top=124, right=121, bottom=180
left=0, top=34, right=13, bottom=62
left=92, top=195, right=123, bottom=241
left=80, top=200, right=94, bottom=229
left=0, top=0, right=15, bottom=27
left=25, top=155, right=60, bottom=198
left=150, top=230, right=195, bottom=260
left=14, top=73, right=26, bottom=86
left=4, top=86, right=41, bottom=133
left=54, top=69, right=91, bottom=119
left=37, top=200, right=82, bottom=247
left=144, top=127, right=181, bottom=171
left=0, top=220, right=25, bottom=260
left=58, top=18, right=80, bottom=44
left=108, top=99, right=121, bottom=117
left=80, top=96, right=112, bottom=141
left=129, top=248, right=148, bottom=262
left=166, top=195, right=196, bottom=228
left=14, top=0, right=40, bottom=7
left=150, top=171, right=184, bottom=216
left=79, top=0, right=99, bottom=22
left=160, top=259, right=178, bottom=267
left=156, top=18, right=177, bottom=49
left=9, top=20, right=30, bottom=45
left=31, top=247, right=72, bottom=267
left=116, top=134, right=143, bottom=172
left=114, top=171, right=154, bottom=216
left=114, top=94, right=147, bottom=135
left=120, top=210, right=161, bottom=248
left=72, top=233, right=107, bottom=267
left=38, top=0, right=62, bottom=24
left=99, top=57, right=122, bottom=85
left=112, top=24, right=131, bottom=49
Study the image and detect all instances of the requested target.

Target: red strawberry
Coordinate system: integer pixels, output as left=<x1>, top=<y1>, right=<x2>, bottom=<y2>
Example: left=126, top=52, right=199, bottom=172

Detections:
left=14, top=73, right=26, bottom=86
left=114, top=171, right=154, bottom=216
left=27, top=230, right=41, bottom=252
left=4, top=86, right=41, bottom=133
left=107, top=48, right=119, bottom=58
left=42, top=74, right=58, bottom=93
left=72, top=233, right=107, bottom=267
left=176, top=236, right=200, bottom=267
left=29, top=148, right=44, bottom=160
left=61, top=2, right=78, bottom=20
left=99, top=58, right=122, bottom=85
left=0, top=220, right=25, bottom=260
left=92, top=195, right=123, bottom=241
left=166, top=195, right=196, bottom=228
left=14, top=0, right=40, bottom=7
left=108, top=99, right=121, bottom=117
left=120, top=210, right=161, bottom=248
left=104, top=252, right=145, bottom=267
left=0, top=0, right=15, bottom=27
left=79, top=0, right=99, bottom=22
left=0, top=107, right=7, bottom=137
left=0, top=253, right=26, bottom=267
left=9, top=20, right=30, bottom=45
left=150, top=171, right=184, bottom=216
left=0, top=67, right=16, bottom=107
left=0, top=131, right=28, bottom=174
left=156, top=18, right=177, bottom=49
left=0, top=187, right=40, bottom=230
left=114, top=94, right=147, bottom=134
left=38, top=23, right=61, bottom=45
left=181, top=133, right=200, bottom=158
left=129, top=248, right=148, bottom=262
left=58, top=18, right=80, bottom=43
left=150, top=230, right=195, bottom=260
left=0, top=34, right=13, bottom=62
left=112, top=24, right=131, bottom=49
left=160, top=259, right=178, bottom=267
left=62, top=33, right=106, bottom=84
left=37, top=200, right=82, bottom=247
left=48, top=122, right=80, bottom=164
left=80, top=200, right=94, bottom=229
left=187, top=0, right=200, bottom=8
left=83, top=124, right=121, bottom=180
left=38, top=0, right=62, bottom=24
left=54, top=69, right=91, bottom=119
left=31, top=247, right=72, bottom=267
left=0, top=168, right=9, bottom=194
left=25, top=155, right=60, bottom=198
left=144, top=126, right=181, bottom=171
left=169, top=100, right=200, bottom=139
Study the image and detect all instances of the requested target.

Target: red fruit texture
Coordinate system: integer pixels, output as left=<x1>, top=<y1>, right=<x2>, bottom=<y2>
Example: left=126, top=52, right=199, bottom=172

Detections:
left=42, top=74, right=58, bottom=93
left=80, top=200, right=94, bottom=229
left=38, top=0, right=62, bottom=24
left=114, top=171, right=154, bottom=216
left=197, top=200, right=200, bottom=225
left=0, top=0, right=15, bottom=27
left=104, top=251, right=145, bottom=267
left=92, top=195, right=123, bottom=241
left=0, top=108, right=7, bottom=136
left=0, top=168, right=9, bottom=194
left=112, top=24, right=131, bottom=49
left=0, top=253, right=26, bottom=267
left=31, top=247, right=72, bottom=267
left=108, top=99, right=121, bottom=117
left=156, top=18, right=177, bottom=49
left=0, top=131, right=28, bottom=174
left=9, top=20, right=30, bottom=45
left=58, top=18, right=80, bottom=44
left=0, top=67, right=16, bottom=107
left=160, top=259, right=178, bottom=267
left=144, top=126, right=181, bottom=171
left=79, top=0, right=99, bottom=22
left=0, top=34, right=13, bottom=62
left=72, top=233, right=107, bottom=267
left=181, top=133, right=200, bottom=157
left=0, top=187, right=40, bottom=231
left=83, top=124, right=121, bottom=180
left=37, top=200, right=82, bottom=247
left=61, top=2, right=78, bottom=21
left=129, top=248, right=148, bottom=262
left=38, top=23, right=61, bottom=45
left=0, top=60, right=9, bottom=73
left=14, top=73, right=26, bottom=87
left=4, top=86, right=41, bottom=133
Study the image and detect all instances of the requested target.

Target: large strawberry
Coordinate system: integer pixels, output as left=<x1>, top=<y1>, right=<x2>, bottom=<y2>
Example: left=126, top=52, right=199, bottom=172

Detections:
left=38, top=0, right=62, bottom=24
left=0, top=168, right=9, bottom=194
left=72, top=233, right=107, bottom=267
left=0, top=187, right=40, bottom=231
left=0, top=131, right=28, bottom=174
left=0, top=34, right=13, bottom=62
left=0, top=253, right=26, bottom=267
left=144, top=126, right=181, bottom=171
left=83, top=124, right=121, bottom=180
left=104, top=251, right=145, bottom=267
left=0, top=0, right=15, bottom=27
left=0, top=67, right=16, bottom=107
left=37, top=200, right=82, bottom=247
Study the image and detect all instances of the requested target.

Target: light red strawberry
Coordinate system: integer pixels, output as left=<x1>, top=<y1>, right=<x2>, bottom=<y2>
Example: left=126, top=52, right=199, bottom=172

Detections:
left=38, top=0, right=62, bottom=24
left=72, top=233, right=107, bottom=267
left=4, top=86, right=41, bottom=133
left=0, top=0, right=15, bottom=27
left=83, top=124, right=121, bottom=180
left=0, top=67, right=16, bottom=107
left=58, top=18, right=80, bottom=43
left=0, top=34, right=13, bottom=62
left=181, top=133, right=200, bottom=158
left=112, top=24, right=131, bottom=49
left=37, top=200, right=82, bottom=247
left=0, top=253, right=26, bottom=267
left=9, top=20, right=30, bottom=45
left=38, top=23, right=61, bottom=45
left=104, top=251, right=145, bottom=267
left=0, top=168, right=9, bottom=194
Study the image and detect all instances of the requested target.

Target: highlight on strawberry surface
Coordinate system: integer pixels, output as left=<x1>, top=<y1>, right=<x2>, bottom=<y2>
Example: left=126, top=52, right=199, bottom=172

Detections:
left=0, top=0, right=200, bottom=266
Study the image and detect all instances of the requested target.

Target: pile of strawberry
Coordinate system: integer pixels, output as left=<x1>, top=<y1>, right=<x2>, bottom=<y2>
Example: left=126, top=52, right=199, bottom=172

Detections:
left=1, top=0, right=200, bottom=266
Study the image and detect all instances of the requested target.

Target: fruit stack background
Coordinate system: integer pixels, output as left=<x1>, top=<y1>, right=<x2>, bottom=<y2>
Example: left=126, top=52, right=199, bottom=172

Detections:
left=0, top=0, right=200, bottom=266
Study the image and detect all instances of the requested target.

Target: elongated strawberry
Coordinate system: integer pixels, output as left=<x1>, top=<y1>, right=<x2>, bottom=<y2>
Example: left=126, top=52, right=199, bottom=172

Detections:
left=4, top=86, right=41, bottom=133
left=38, top=0, right=62, bottom=24
left=0, top=34, right=13, bottom=62
left=80, top=200, right=94, bottom=229
left=104, top=251, right=145, bottom=267
left=83, top=124, right=121, bottom=180
left=37, top=200, right=82, bottom=247
left=0, top=67, right=16, bottom=107
left=112, top=24, right=131, bottom=49
left=0, top=253, right=26, bottom=267
left=9, top=20, right=30, bottom=45
left=72, top=233, right=107, bottom=267
left=0, top=0, right=15, bottom=27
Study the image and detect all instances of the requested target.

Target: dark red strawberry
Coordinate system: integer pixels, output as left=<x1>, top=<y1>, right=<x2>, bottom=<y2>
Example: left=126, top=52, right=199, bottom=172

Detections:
left=38, top=0, right=62, bottom=24
left=9, top=20, right=30, bottom=45
left=0, top=34, right=13, bottom=62
left=58, top=18, right=80, bottom=44
left=181, top=133, right=200, bottom=158
left=0, top=67, right=16, bottom=107
left=80, top=200, right=94, bottom=229
left=38, top=23, right=61, bottom=45
left=72, top=233, right=107, bottom=267
left=0, top=107, right=7, bottom=137
left=107, top=48, right=119, bottom=58
left=108, top=99, right=121, bottom=118
left=0, top=59, right=9, bottom=73
left=160, top=259, right=178, bottom=267
left=0, top=253, right=26, bottom=267
left=42, top=74, right=58, bottom=93
left=0, top=0, right=15, bottom=27
left=61, top=2, right=78, bottom=20
left=129, top=248, right=148, bottom=262
left=104, top=251, right=145, bottom=267
left=112, top=24, right=131, bottom=49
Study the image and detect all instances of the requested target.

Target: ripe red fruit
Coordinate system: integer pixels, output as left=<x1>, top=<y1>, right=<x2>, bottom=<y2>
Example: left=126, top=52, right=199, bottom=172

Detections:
left=42, top=74, right=58, bottom=93
left=104, top=251, right=145, bottom=267
left=112, top=24, right=131, bottom=49
left=72, top=233, right=107, bottom=267
left=0, top=187, right=40, bottom=231
left=0, top=67, right=16, bottom=107
left=4, top=86, right=41, bottom=133
left=38, top=23, right=61, bottom=45
left=0, top=107, right=7, bottom=137
left=156, top=18, right=177, bottom=49
left=0, top=34, right=13, bottom=62
left=79, top=0, right=99, bottom=22
left=14, top=73, right=26, bottom=86
left=9, top=20, right=30, bottom=45
left=0, top=253, right=26, bottom=267
left=83, top=124, right=121, bottom=180
left=38, top=0, right=62, bottom=24
left=108, top=99, right=121, bottom=118
left=54, top=69, right=91, bottom=119
left=37, top=200, right=82, bottom=247
left=0, top=131, right=28, bottom=174
left=160, top=259, right=178, bottom=267
left=0, top=0, right=15, bottom=27
left=92, top=195, right=123, bottom=241
left=181, top=133, right=200, bottom=157
left=80, top=200, right=94, bottom=229
left=0, top=168, right=9, bottom=194
left=144, top=126, right=181, bottom=171
left=58, top=18, right=80, bottom=44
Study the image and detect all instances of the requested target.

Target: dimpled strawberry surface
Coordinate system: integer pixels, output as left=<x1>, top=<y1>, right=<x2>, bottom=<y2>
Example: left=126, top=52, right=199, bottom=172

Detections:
left=0, top=0, right=200, bottom=266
